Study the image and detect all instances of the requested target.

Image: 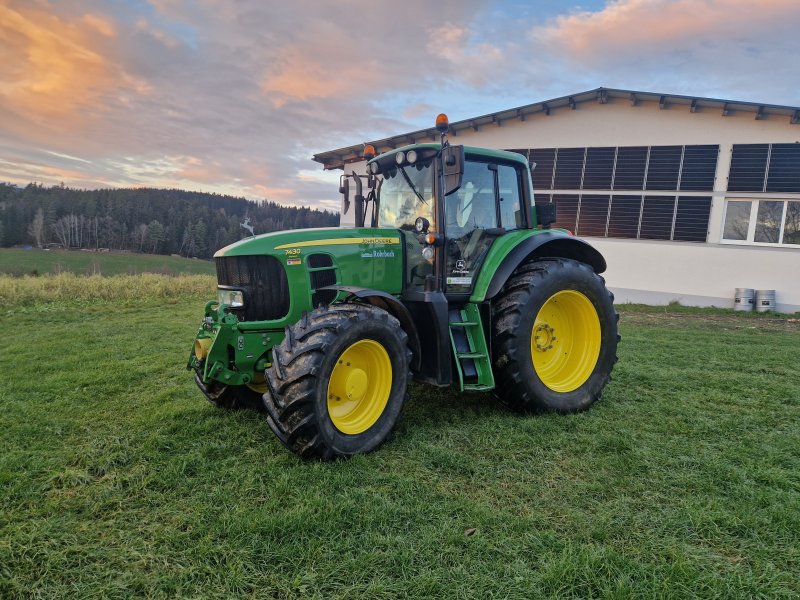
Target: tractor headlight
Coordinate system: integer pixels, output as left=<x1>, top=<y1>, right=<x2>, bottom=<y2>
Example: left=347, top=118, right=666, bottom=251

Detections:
left=406, top=150, right=417, bottom=164
left=217, top=288, right=244, bottom=308
left=395, top=151, right=406, bottom=165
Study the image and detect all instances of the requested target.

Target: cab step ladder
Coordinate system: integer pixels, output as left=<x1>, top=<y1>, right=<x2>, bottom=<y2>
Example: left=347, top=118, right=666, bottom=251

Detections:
left=448, top=303, right=495, bottom=392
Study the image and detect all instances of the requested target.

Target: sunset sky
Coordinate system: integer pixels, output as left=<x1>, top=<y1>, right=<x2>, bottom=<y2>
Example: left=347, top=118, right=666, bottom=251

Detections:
left=1, top=0, right=799, bottom=212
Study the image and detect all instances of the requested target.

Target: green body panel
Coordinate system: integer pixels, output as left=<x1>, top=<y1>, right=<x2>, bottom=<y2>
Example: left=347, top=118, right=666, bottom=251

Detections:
left=469, top=229, right=545, bottom=302
left=216, top=226, right=403, bottom=295
left=189, top=227, right=405, bottom=388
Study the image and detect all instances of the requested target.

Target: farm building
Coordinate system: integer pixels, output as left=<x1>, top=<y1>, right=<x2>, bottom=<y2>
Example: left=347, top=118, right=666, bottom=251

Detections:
left=313, top=88, right=800, bottom=313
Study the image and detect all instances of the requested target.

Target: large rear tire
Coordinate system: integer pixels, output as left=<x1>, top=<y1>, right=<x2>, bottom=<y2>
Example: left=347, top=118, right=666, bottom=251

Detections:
left=492, top=258, right=618, bottom=412
left=263, top=303, right=411, bottom=459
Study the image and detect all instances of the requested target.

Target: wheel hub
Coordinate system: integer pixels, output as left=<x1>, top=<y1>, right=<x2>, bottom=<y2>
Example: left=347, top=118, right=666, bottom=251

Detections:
left=533, top=323, right=556, bottom=352
left=344, top=369, right=368, bottom=401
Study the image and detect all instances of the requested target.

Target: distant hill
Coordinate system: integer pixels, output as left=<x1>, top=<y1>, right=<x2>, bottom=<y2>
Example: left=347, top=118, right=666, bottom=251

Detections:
left=0, top=183, right=339, bottom=259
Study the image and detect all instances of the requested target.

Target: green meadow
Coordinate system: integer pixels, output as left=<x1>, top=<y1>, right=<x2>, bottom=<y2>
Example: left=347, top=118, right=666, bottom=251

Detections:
left=1, top=278, right=798, bottom=598
left=0, top=248, right=215, bottom=277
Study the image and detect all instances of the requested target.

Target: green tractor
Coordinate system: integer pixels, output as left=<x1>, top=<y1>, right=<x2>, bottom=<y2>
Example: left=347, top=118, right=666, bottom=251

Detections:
left=188, top=115, right=618, bottom=459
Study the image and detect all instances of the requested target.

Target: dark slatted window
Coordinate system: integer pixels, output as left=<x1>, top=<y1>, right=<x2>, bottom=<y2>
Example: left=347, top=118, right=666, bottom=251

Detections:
left=607, top=195, right=642, bottom=239
left=553, top=148, right=585, bottom=189
left=680, top=145, right=718, bottom=191
left=639, top=196, right=675, bottom=240
left=728, top=144, right=769, bottom=192
left=552, top=194, right=579, bottom=232
left=530, top=149, right=556, bottom=189
left=673, top=197, right=711, bottom=242
left=613, top=146, right=648, bottom=190
left=646, top=146, right=682, bottom=190
left=577, top=195, right=610, bottom=237
left=582, top=147, right=615, bottom=190
left=766, top=143, right=800, bottom=192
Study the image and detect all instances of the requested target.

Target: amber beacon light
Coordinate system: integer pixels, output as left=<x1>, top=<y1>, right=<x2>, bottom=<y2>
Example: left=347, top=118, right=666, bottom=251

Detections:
left=435, top=113, right=449, bottom=133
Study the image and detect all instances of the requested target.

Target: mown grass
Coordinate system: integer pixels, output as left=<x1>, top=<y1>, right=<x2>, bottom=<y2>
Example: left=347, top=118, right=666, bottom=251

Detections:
left=0, top=248, right=215, bottom=276
left=1, top=290, right=798, bottom=598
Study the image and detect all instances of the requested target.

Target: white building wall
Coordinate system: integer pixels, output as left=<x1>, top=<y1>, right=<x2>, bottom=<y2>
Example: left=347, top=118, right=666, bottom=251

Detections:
left=341, top=97, right=800, bottom=312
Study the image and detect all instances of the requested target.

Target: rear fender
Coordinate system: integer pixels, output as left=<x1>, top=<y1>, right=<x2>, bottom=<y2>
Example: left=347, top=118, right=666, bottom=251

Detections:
left=476, top=232, right=607, bottom=302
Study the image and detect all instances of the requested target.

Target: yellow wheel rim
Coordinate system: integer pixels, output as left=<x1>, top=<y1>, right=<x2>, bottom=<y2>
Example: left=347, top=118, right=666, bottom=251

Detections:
left=327, top=339, right=392, bottom=434
left=531, top=290, right=601, bottom=393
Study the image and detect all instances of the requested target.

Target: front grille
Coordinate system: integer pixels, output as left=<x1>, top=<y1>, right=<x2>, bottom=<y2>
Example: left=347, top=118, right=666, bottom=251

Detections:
left=215, top=255, right=289, bottom=321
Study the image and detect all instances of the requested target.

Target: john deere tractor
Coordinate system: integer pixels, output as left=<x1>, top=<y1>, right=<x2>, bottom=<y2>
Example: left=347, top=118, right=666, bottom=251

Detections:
left=188, top=115, right=618, bottom=459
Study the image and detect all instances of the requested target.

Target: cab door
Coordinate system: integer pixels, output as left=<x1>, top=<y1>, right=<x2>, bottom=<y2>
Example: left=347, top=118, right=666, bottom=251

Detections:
left=443, top=159, right=524, bottom=295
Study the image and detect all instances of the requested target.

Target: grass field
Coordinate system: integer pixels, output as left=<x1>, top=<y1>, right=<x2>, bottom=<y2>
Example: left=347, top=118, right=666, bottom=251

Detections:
left=1, top=288, right=799, bottom=598
left=0, top=248, right=215, bottom=276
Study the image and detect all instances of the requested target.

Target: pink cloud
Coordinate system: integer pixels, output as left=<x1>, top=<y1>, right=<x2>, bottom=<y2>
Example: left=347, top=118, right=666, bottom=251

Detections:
left=537, top=0, right=800, bottom=63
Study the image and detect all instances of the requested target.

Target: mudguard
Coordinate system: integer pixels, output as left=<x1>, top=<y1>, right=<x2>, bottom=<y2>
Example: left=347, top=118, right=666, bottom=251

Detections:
left=477, top=231, right=607, bottom=301
left=322, top=286, right=422, bottom=371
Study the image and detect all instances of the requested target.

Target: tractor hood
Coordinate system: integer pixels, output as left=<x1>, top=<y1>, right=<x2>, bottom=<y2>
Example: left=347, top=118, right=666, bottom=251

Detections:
left=214, top=227, right=402, bottom=258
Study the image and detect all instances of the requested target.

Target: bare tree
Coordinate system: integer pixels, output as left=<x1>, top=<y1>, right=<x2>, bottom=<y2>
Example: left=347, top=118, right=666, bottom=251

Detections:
left=28, top=208, right=44, bottom=248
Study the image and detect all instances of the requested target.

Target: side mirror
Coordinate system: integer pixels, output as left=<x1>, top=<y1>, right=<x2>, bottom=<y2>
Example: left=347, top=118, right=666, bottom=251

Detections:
left=441, top=145, right=464, bottom=196
left=536, top=203, right=557, bottom=228
left=339, top=175, right=350, bottom=215
left=351, top=171, right=365, bottom=227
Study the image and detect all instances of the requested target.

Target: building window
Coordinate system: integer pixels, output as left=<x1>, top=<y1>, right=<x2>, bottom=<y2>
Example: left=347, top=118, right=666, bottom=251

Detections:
left=576, top=194, right=610, bottom=237
left=552, top=194, right=579, bottom=232
left=612, top=147, right=648, bottom=190
left=729, top=143, right=800, bottom=193
left=722, top=199, right=800, bottom=246
left=645, top=146, right=682, bottom=191
left=553, top=148, right=585, bottom=189
left=680, top=145, right=718, bottom=191
left=512, top=144, right=718, bottom=193
left=516, top=144, right=718, bottom=242
left=673, top=196, right=712, bottom=242
left=530, top=149, right=555, bottom=189
left=607, top=195, right=641, bottom=238
left=582, top=147, right=615, bottom=189
left=639, top=196, right=675, bottom=240
left=550, top=193, right=711, bottom=242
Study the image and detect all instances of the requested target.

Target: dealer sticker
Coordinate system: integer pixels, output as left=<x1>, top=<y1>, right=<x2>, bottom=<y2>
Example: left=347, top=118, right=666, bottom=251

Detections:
left=286, top=258, right=301, bottom=266
left=447, top=276, right=472, bottom=285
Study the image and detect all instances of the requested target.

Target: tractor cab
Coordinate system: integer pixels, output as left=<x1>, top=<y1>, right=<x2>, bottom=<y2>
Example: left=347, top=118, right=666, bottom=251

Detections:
left=338, top=115, right=538, bottom=301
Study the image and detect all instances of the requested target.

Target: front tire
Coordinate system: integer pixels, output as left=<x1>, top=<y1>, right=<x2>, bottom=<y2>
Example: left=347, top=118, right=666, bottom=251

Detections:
left=263, top=303, right=411, bottom=459
left=492, top=258, right=618, bottom=412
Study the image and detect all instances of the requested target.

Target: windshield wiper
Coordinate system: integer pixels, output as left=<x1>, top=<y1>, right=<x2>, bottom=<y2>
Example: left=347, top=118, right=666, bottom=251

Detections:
left=399, top=167, right=427, bottom=205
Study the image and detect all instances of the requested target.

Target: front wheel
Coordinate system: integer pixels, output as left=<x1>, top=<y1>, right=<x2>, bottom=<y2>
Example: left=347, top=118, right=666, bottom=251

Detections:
left=492, top=258, right=618, bottom=412
left=263, top=303, right=411, bottom=459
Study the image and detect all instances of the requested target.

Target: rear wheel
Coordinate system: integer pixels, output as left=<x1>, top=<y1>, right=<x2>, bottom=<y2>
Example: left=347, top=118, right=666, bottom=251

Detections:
left=263, top=303, right=411, bottom=459
left=492, top=258, right=618, bottom=412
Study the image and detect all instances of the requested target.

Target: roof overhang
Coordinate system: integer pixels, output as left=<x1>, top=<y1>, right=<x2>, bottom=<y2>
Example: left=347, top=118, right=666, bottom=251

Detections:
left=312, top=87, right=800, bottom=170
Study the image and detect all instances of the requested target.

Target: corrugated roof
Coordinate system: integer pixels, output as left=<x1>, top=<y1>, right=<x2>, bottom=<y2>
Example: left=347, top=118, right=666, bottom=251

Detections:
left=312, top=87, right=800, bottom=170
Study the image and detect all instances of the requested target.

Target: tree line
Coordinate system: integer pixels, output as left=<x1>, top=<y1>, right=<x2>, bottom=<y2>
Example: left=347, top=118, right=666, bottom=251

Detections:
left=0, top=183, right=339, bottom=259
